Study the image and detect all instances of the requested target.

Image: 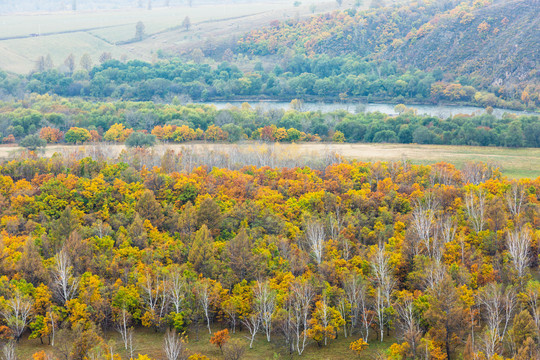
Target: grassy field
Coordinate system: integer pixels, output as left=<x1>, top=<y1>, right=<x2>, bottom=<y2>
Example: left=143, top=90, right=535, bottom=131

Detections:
left=16, top=325, right=393, bottom=359
left=1, top=142, right=539, bottom=179
left=0, top=0, right=344, bottom=74
left=0, top=32, right=127, bottom=73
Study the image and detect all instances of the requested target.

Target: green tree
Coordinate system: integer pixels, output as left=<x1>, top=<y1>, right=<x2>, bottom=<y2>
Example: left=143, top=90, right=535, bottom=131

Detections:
left=191, top=48, right=204, bottom=63
left=80, top=54, right=93, bottom=71
left=412, top=126, right=436, bottom=144
left=128, top=213, right=148, bottom=249
left=226, top=229, right=258, bottom=282
left=125, top=132, right=156, bottom=147
left=188, top=225, right=216, bottom=277
left=135, top=21, right=146, bottom=41
left=505, top=121, right=524, bottom=147
left=196, top=197, right=221, bottom=231
left=182, top=16, right=191, bottom=31
left=509, top=309, right=536, bottom=349
left=64, top=54, right=76, bottom=74
left=19, top=134, right=46, bottom=151
left=51, top=206, right=80, bottom=250
left=136, top=190, right=164, bottom=227
left=222, top=124, right=244, bottom=142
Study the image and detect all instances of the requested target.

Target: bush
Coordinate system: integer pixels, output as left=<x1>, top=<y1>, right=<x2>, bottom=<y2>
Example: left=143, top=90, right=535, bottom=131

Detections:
left=125, top=132, right=156, bottom=147
left=412, top=126, right=437, bottom=144
left=19, top=134, right=46, bottom=151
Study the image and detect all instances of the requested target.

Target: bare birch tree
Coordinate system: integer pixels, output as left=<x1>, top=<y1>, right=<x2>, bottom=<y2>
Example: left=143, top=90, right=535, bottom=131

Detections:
left=223, top=299, right=239, bottom=333
left=372, top=245, right=395, bottom=304
left=336, top=296, right=349, bottom=338
left=127, top=327, right=135, bottom=360
left=140, top=271, right=168, bottom=325
left=255, top=280, right=276, bottom=342
left=52, top=248, right=79, bottom=304
left=374, top=287, right=386, bottom=342
left=48, top=311, right=57, bottom=346
left=424, top=259, right=446, bottom=293
left=305, top=219, right=325, bottom=265
left=167, top=270, right=186, bottom=314
left=276, top=296, right=295, bottom=353
left=524, top=282, right=540, bottom=338
left=505, top=182, right=526, bottom=219
left=342, top=270, right=367, bottom=337
left=358, top=279, right=374, bottom=342
left=327, top=207, right=349, bottom=260
left=195, top=279, right=213, bottom=334
left=462, top=162, right=495, bottom=185
left=465, top=188, right=486, bottom=233
left=371, top=245, right=395, bottom=342
left=0, top=290, right=33, bottom=341
left=410, top=193, right=439, bottom=256
left=396, top=296, right=422, bottom=356
left=291, top=279, right=313, bottom=355
left=115, top=307, right=132, bottom=351
left=439, top=215, right=457, bottom=244
left=163, top=329, right=188, bottom=360
left=242, top=312, right=260, bottom=349
left=1, top=342, right=16, bottom=360
left=478, top=284, right=516, bottom=358
left=506, top=227, right=531, bottom=278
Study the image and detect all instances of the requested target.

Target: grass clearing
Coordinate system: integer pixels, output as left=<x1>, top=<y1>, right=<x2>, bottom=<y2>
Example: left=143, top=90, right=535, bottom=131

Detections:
left=0, top=32, right=128, bottom=74
left=1, top=142, right=538, bottom=179
left=16, top=326, right=394, bottom=360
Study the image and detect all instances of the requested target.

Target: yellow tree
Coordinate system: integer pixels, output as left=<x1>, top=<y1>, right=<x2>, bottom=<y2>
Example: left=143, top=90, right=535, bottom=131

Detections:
left=308, top=298, right=345, bottom=346
left=104, top=123, right=133, bottom=142
left=349, top=338, right=369, bottom=357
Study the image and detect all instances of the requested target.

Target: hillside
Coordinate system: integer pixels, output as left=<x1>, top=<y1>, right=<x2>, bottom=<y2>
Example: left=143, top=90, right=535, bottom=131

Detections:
left=237, top=0, right=539, bottom=106
left=389, top=0, right=540, bottom=89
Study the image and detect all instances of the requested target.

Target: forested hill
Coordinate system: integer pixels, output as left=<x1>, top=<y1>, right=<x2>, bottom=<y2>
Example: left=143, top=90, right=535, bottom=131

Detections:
left=388, top=0, right=540, bottom=89
left=238, top=0, right=539, bottom=104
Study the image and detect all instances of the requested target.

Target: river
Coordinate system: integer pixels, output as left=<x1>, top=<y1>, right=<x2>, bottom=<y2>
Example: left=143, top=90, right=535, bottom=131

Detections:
left=199, top=101, right=537, bottom=119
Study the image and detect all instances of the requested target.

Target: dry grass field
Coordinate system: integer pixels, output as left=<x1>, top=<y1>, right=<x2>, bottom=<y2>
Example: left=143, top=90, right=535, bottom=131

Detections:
left=16, top=326, right=394, bottom=360
left=1, top=142, right=538, bottom=179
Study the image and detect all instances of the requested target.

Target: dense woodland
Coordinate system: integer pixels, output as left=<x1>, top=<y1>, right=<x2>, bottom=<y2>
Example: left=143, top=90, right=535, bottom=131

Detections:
left=0, top=0, right=539, bottom=359
left=1, top=54, right=530, bottom=111
left=1, top=95, right=539, bottom=150
left=0, top=151, right=539, bottom=359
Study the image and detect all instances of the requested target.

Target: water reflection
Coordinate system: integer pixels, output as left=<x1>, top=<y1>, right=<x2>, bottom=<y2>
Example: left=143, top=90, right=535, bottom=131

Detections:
left=199, top=101, right=536, bottom=119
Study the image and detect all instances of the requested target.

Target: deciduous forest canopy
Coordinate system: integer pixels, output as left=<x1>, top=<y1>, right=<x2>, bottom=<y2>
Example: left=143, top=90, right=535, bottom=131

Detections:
left=0, top=0, right=539, bottom=359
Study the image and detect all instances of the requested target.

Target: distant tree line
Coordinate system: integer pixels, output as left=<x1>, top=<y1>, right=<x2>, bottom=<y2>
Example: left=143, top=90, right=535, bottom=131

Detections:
left=2, top=96, right=539, bottom=149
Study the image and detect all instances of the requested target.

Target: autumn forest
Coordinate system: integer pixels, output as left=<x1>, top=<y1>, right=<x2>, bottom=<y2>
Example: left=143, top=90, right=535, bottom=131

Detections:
left=0, top=0, right=539, bottom=359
